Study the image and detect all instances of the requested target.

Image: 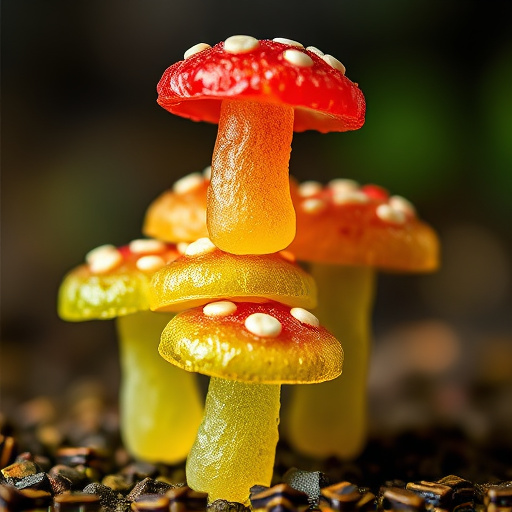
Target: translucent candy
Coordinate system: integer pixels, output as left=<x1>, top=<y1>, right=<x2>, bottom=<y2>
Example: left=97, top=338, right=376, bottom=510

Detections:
left=150, top=248, right=317, bottom=312
left=285, top=265, right=374, bottom=459
left=207, top=100, right=296, bottom=255
left=58, top=243, right=180, bottom=320
left=159, top=301, right=343, bottom=384
left=143, top=179, right=209, bottom=243
left=117, top=312, right=203, bottom=464
left=186, top=378, right=280, bottom=504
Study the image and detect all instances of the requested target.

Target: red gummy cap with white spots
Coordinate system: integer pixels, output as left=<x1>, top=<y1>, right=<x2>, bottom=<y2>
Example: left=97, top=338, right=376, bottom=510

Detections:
left=157, top=36, right=366, bottom=133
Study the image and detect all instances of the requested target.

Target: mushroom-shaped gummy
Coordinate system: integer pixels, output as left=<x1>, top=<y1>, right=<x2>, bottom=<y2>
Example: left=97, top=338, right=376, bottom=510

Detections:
left=157, top=36, right=365, bottom=255
left=158, top=300, right=343, bottom=504
left=58, top=240, right=203, bottom=464
left=143, top=168, right=210, bottom=243
left=149, top=237, right=317, bottom=312
left=285, top=181, right=439, bottom=459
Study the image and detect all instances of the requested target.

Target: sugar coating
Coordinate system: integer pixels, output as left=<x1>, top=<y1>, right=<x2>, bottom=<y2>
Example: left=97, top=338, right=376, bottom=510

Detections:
left=129, top=238, right=166, bottom=254
left=298, top=181, right=323, bottom=197
left=376, top=204, right=407, bottom=224
left=302, top=198, right=327, bottom=213
left=173, top=173, right=204, bottom=194
left=389, top=195, right=416, bottom=216
left=203, top=301, right=238, bottom=317
left=88, top=247, right=123, bottom=274
left=244, top=313, right=282, bottom=338
left=273, top=37, right=303, bottom=48
left=306, top=46, right=324, bottom=57
left=283, top=49, right=314, bottom=67
left=135, top=255, right=166, bottom=272
left=290, top=307, right=320, bottom=327
left=185, top=237, right=216, bottom=257
left=224, top=35, right=259, bottom=54
left=184, top=43, right=211, bottom=60
left=322, top=54, right=346, bottom=74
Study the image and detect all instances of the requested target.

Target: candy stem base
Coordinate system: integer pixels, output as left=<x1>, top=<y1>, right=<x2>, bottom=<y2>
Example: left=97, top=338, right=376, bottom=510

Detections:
left=117, top=311, right=204, bottom=464
left=285, top=265, right=375, bottom=459
left=186, top=378, right=280, bottom=504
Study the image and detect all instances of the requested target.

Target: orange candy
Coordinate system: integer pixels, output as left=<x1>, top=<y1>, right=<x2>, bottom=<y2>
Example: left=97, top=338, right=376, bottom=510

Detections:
left=149, top=239, right=317, bottom=312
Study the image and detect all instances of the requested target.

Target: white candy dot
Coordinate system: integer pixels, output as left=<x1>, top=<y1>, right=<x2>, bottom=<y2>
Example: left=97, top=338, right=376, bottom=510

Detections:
left=283, top=49, right=314, bottom=67
left=306, top=46, right=324, bottom=57
left=135, top=255, right=166, bottom=272
left=245, top=313, right=282, bottom=338
left=290, top=308, right=320, bottom=327
left=87, top=246, right=123, bottom=274
left=273, top=37, right=303, bottom=48
left=333, top=190, right=369, bottom=205
left=328, top=178, right=359, bottom=193
left=322, top=54, right=346, bottom=74
left=129, top=239, right=166, bottom=254
left=172, top=173, right=204, bottom=194
left=185, top=237, right=217, bottom=257
left=389, top=195, right=416, bottom=216
left=302, top=198, right=327, bottom=213
left=202, top=165, right=212, bottom=180
left=203, top=301, right=237, bottom=317
left=224, top=35, right=259, bottom=54
left=184, top=43, right=211, bottom=60
left=298, top=180, right=323, bottom=197
left=376, top=204, right=407, bottom=224
left=177, top=242, right=189, bottom=254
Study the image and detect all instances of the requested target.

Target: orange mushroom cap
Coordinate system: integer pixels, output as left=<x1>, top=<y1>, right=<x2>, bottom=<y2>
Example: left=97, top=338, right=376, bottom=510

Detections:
left=157, top=37, right=365, bottom=134
left=58, top=240, right=181, bottom=320
left=159, top=301, right=343, bottom=384
left=149, top=237, right=317, bottom=312
left=143, top=170, right=210, bottom=243
left=288, top=180, right=440, bottom=272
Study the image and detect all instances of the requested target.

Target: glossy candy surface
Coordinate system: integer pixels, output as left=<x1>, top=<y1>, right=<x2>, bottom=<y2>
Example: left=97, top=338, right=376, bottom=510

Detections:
left=289, top=181, right=440, bottom=271
left=157, top=39, right=365, bottom=133
left=159, top=301, right=343, bottom=384
left=149, top=244, right=317, bottom=312
left=58, top=242, right=180, bottom=320
left=144, top=172, right=209, bottom=243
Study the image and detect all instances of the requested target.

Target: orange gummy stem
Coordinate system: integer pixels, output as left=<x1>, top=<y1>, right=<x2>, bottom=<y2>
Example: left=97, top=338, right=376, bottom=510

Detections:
left=208, top=100, right=296, bottom=255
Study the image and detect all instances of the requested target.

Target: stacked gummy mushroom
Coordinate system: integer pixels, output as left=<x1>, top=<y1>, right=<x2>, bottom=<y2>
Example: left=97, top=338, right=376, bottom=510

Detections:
left=149, top=34, right=366, bottom=504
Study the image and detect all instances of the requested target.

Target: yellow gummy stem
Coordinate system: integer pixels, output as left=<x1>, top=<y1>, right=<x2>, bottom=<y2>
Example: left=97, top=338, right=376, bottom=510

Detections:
left=186, top=378, right=280, bottom=504
left=285, top=265, right=375, bottom=460
left=117, top=311, right=204, bottom=464
left=208, top=100, right=296, bottom=255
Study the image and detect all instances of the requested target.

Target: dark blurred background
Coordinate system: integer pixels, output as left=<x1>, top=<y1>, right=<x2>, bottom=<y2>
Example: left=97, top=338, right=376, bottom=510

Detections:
left=2, top=1, right=511, bottom=450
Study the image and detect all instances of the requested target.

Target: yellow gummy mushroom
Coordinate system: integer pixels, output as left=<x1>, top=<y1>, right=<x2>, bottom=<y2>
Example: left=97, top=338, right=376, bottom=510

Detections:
left=157, top=300, right=343, bottom=504
left=58, top=241, right=203, bottom=464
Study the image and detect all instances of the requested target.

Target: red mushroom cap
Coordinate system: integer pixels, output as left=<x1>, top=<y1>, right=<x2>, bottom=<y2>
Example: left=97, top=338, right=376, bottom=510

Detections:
left=157, top=37, right=365, bottom=133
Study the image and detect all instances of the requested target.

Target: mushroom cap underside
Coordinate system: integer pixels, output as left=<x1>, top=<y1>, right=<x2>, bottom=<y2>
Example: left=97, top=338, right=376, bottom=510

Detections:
left=159, top=301, right=343, bottom=384
left=58, top=242, right=180, bottom=321
left=149, top=245, right=317, bottom=312
left=157, top=39, right=365, bottom=133
left=143, top=175, right=439, bottom=272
